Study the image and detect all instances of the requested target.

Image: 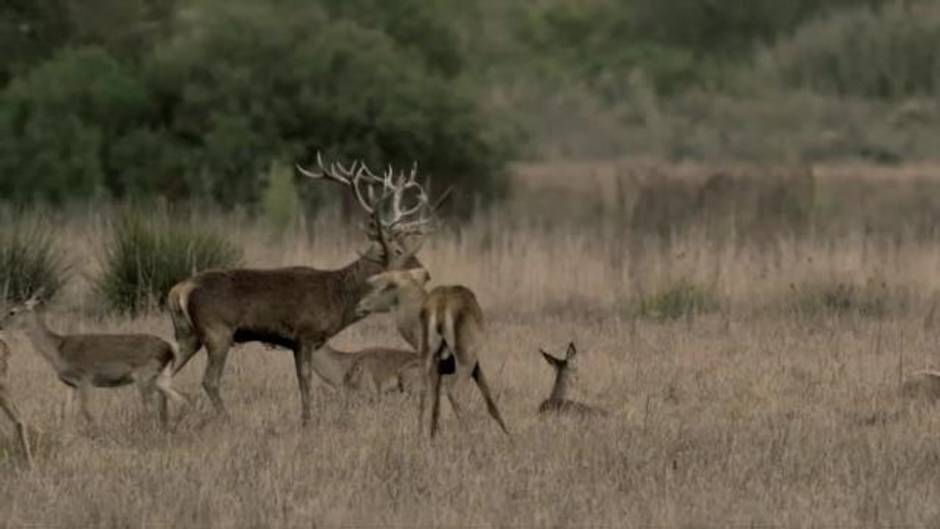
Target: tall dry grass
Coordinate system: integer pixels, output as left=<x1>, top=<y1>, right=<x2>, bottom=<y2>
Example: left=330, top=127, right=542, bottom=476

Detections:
left=3, top=165, right=940, bottom=526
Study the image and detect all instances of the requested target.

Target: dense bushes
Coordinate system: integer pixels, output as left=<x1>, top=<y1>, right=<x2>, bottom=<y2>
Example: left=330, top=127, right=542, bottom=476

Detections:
left=516, top=0, right=890, bottom=97
left=758, top=3, right=940, bottom=99
left=96, top=210, right=241, bottom=315
left=0, top=47, right=150, bottom=204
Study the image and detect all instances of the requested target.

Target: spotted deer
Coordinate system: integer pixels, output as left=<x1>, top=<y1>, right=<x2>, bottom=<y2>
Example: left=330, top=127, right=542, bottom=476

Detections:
left=538, top=342, right=607, bottom=417
left=357, top=269, right=510, bottom=438
left=0, top=336, right=32, bottom=467
left=0, top=292, right=187, bottom=429
left=168, top=153, right=445, bottom=425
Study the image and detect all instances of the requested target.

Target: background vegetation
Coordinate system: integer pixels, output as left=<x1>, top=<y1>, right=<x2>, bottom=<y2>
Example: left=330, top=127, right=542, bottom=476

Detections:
left=3, top=0, right=940, bottom=208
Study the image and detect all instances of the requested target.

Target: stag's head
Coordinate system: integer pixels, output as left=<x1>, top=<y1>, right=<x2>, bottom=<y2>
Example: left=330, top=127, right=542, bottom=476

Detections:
left=297, top=153, right=449, bottom=272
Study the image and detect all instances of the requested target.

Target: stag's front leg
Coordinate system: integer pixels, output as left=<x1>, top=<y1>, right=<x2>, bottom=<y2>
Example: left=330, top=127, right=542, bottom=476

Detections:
left=294, top=342, right=319, bottom=427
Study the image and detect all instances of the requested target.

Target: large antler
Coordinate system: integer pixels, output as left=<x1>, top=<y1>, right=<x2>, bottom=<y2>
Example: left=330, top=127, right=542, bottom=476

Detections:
left=296, top=152, right=388, bottom=214
left=297, top=152, right=448, bottom=234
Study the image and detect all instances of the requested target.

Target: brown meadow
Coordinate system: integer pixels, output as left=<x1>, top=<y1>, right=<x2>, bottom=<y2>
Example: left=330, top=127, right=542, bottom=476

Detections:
left=3, top=162, right=940, bottom=527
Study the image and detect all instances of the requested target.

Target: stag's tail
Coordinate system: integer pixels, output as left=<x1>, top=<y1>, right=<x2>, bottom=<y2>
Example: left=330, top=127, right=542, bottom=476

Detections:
left=167, top=280, right=200, bottom=373
left=167, top=281, right=196, bottom=332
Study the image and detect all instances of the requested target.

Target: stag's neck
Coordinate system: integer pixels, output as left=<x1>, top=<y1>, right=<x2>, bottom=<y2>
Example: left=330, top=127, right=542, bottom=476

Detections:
left=394, top=284, right=428, bottom=350
left=20, top=312, right=65, bottom=371
left=334, top=257, right=385, bottom=325
left=549, top=367, right=571, bottom=402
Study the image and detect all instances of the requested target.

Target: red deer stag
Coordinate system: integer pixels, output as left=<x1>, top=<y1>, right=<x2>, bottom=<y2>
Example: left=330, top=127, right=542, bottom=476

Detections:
left=167, top=153, right=440, bottom=425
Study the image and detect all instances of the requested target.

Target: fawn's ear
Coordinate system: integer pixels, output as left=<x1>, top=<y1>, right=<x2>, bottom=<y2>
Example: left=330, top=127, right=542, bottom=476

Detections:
left=407, top=267, right=430, bottom=286
left=566, top=342, right=577, bottom=360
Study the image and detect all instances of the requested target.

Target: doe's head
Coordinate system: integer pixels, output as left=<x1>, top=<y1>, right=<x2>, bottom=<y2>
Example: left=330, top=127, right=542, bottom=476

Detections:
left=0, top=289, right=45, bottom=331
left=539, top=342, right=578, bottom=372
left=356, top=268, right=430, bottom=317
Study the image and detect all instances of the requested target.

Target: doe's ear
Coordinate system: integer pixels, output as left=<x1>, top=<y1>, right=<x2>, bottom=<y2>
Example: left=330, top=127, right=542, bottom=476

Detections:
left=565, top=342, right=577, bottom=360
left=366, top=272, right=388, bottom=288
left=407, top=268, right=430, bottom=286
left=540, top=348, right=561, bottom=367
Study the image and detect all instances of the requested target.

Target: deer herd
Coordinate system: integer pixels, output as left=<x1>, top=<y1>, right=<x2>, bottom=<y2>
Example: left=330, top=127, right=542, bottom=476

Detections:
left=0, top=153, right=604, bottom=468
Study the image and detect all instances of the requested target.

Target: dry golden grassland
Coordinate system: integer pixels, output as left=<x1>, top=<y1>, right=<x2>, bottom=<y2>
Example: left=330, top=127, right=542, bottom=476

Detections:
left=4, top=166, right=940, bottom=526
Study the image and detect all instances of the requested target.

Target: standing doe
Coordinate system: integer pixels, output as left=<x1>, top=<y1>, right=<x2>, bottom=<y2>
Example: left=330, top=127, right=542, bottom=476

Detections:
left=538, top=342, right=607, bottom=417
left=357, top=269, right=510, bottom=438
left=168, top=154, right=444, bottom=425
left=0, top=336, right=32, bottom=467
left=0, top=292, right=187, bottom=428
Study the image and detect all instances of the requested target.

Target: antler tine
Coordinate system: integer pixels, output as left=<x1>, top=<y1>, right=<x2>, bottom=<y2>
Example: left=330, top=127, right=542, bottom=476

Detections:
left=297, top=152, right=342, bottom=183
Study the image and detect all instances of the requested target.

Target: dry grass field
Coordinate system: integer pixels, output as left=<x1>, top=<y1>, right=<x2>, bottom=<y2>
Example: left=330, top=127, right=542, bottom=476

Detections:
left=4, top=163, right=940, bottom=526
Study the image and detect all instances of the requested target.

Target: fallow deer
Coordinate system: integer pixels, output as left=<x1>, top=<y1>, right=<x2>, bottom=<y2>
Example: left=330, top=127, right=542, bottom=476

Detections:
left=0, top=292, right=187, bottom=428
left=538, top=342, right=607, bottom=417
left=0, top=337, right=32, bottom=467
left=167, top=153, right=444, bottom=425
left=357, top=269, right=510, bottom=438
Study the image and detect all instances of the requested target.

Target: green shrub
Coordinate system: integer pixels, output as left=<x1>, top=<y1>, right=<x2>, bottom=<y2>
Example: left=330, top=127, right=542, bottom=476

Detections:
left=758, top=3, right=940, bottom=99
left=96, top=210, right=241, bottom=315
left=261, top=161, right=303, bottom=233
left=637, top=280, right=717, bottom=321
left=0, top=217, right=70, bottom=303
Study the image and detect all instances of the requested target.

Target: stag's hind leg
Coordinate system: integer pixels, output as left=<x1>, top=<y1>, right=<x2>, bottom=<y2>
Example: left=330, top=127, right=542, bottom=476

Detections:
left=471, top=363, right=510, bottom=436
left=0, top=388, right=32, bottom=468
left=171, top=334, right=203, bottom=376
left=202, top=335, right=233, bottom=418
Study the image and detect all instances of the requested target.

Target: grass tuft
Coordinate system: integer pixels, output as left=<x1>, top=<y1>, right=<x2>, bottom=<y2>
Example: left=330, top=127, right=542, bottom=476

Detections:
left=0, top=216, right=70, bottom=304
left=95, top=210, right=242, bottom=315
left=637, top=279, right=717, bottom=321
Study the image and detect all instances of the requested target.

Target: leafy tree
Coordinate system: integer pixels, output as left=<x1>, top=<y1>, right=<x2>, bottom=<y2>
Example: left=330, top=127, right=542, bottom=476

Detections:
left=0, top=47, right=150, bottom=203
left=146, top=1, right=510, bottom=211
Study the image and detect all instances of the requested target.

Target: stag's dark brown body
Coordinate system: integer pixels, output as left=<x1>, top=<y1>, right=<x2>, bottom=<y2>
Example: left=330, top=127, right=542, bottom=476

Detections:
left=169, top=256, right=419, bottom=425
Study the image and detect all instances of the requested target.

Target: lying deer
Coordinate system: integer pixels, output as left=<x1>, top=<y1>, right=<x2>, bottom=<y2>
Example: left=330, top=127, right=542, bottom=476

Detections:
left=357, top=268, right=510, bottom=438
left=538, top=342, right=607, bottom=417
left=0, top=337, right=32, bottom=467
left=306, top=342, right=421, bottom=396
left=0, top=292, right=187, bottom=428
left=168, top=153, right=446, bottom=425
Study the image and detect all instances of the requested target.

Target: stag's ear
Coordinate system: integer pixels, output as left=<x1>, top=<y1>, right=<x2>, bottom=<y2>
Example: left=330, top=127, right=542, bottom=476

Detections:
left=565, top=342, right=577, bottom=360
left=407, top=268, right=430, bottom=286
